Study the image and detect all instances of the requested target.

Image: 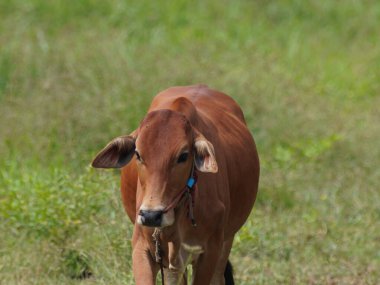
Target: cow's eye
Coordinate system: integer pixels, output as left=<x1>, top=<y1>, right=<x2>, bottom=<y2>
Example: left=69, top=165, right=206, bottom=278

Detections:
left=135, top=151, right=141, bottom=161
left=177, top=152, right=188, bottom=163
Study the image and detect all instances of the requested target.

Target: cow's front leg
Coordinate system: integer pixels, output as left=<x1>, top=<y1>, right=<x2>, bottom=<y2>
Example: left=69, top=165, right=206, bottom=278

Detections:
left=210, top=237, right=234, bottom=285
left=192, top=238, right=223, bottom=285
left=163, top=241, right=188, bottom=285
left=132, top=240, right=159, bottom=285
left=163, top=267, right=187, bottom=285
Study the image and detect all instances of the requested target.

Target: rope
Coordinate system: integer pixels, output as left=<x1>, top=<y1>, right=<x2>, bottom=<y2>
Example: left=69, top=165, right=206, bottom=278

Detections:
left=185, top=188, right=197, bottom=227
left=152, top=228, right=165, bottom=285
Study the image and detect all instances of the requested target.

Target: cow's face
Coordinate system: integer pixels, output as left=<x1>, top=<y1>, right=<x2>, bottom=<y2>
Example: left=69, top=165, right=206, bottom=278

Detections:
left=91, top=109, right=218, bottom=228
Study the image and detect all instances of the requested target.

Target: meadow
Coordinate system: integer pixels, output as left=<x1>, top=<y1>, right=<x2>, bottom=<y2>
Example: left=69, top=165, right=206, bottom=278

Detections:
left=0, top=1, right=379, bottom=284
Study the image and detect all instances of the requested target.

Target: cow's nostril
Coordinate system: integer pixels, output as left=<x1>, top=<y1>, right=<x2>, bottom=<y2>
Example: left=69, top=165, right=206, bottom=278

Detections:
left=139, top=210, right=163, bottom=227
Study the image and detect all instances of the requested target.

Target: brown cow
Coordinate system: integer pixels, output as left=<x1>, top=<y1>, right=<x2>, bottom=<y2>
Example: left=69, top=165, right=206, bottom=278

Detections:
left=91, top=85, right=259, bottom=285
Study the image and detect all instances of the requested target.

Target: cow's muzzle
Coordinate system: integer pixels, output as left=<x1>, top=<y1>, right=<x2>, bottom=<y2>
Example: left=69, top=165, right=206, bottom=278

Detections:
left=138, top=209, right=163, bottom=227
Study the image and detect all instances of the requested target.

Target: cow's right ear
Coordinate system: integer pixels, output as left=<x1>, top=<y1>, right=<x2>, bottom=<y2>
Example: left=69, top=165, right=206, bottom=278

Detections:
left=193, top=130, right=218, bottom=173
left=91, top=135, right=136, bottom=169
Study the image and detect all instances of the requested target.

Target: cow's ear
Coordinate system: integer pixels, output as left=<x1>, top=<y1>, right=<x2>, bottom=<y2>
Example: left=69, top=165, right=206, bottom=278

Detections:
left=91, top=135, right=136, bottom=168
left=193, top=132, right=218, bottom=173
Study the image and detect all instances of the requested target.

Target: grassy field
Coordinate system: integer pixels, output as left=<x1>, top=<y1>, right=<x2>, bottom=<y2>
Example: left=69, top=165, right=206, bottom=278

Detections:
left=1, top=1, right=379, bottom=284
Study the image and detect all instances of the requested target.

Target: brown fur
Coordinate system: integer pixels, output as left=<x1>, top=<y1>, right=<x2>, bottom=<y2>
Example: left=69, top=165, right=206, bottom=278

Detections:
left=92, top=85, right=259, bottom=284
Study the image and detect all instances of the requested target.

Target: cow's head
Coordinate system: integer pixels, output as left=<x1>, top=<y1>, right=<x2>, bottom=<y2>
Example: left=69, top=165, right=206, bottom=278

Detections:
left=91, top=109, right=218, bottom=227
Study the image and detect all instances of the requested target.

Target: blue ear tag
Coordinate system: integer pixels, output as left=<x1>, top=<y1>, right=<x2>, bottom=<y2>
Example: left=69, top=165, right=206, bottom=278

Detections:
left=187, top=177, right=195, bottom=188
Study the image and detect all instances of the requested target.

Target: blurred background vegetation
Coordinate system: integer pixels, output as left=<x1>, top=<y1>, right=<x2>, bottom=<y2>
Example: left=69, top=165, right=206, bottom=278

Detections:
left=0, top=0, right=379, bottom=284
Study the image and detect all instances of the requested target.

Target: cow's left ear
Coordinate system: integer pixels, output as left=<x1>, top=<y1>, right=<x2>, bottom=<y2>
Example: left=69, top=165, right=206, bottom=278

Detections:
left=91, top=135, right=136, bottom=169
left=193, top=132, right=218, bottom=173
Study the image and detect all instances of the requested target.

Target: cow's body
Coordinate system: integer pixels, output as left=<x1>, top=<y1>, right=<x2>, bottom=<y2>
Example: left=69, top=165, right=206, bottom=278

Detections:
left=93, top=85, right=259, bottom=284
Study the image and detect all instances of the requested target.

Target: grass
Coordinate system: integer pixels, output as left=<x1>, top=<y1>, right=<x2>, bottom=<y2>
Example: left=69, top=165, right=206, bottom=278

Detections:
left=0, top=0, right=379, bottom=284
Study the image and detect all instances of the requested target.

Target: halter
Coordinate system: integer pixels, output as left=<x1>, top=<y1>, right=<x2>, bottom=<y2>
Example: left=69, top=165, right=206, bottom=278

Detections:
left=161, top=162, right=198, bottom=226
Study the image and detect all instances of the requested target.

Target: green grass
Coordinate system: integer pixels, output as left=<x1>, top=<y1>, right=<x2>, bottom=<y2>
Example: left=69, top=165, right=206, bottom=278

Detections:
left=1, top=0, right=379, bottom=284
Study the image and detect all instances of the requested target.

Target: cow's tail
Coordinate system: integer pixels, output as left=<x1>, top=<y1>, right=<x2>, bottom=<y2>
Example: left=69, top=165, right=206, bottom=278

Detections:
left=224, top=259, right=235, bottom=285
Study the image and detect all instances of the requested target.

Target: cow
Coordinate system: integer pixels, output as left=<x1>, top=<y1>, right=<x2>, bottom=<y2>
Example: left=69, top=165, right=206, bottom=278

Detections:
left=91, top=85, right=260, bottom=285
